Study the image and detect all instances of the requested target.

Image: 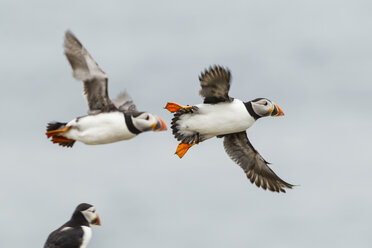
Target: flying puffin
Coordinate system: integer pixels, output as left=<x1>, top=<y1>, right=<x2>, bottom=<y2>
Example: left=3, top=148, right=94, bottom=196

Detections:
left=165, top=65, right=293, bottom=192
left=44, top=203, right=101, bottom=248
left=45, top=31, right=167, bottom=147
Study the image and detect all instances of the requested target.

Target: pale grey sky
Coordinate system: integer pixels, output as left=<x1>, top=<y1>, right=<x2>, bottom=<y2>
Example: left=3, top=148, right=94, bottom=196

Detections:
left=1, top=0, right=371, bottom=247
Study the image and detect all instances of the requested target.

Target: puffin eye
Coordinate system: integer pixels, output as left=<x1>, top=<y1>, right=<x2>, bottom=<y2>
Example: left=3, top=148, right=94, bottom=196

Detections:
left=264, top=102, right=268, bottom=106
left=146, top=116, right=149, bottom=120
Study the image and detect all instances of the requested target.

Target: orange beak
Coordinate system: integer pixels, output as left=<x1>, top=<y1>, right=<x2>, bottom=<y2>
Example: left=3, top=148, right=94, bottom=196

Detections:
left=153, top=116, right=168, bottom=131
left=91, top=214, right=101, bottom=226
left=271, top=103, right=284, bottom=117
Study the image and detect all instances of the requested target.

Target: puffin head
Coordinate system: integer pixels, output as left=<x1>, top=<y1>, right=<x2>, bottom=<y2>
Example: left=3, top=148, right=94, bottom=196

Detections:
left=132, top=112, right=167, bottom=132
left=74, top=203, right=101, bottom=226
left=248, top=98, right=284, bottom=119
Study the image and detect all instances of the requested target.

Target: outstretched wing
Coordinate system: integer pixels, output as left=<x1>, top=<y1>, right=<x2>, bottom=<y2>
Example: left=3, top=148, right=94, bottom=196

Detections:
left=113, top=91, right=139, bottom=114
left=64, top=30, right=116, bottom=113
left=199, top=65, right=232, bottom=103
left=223, top=131, right=293, bottom=193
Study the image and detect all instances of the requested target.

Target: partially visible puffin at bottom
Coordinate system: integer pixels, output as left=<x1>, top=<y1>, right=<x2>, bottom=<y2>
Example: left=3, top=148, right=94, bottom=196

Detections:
left=165, top=65, right=294, bottom=193
left=44, top=203, right=101, bottom=248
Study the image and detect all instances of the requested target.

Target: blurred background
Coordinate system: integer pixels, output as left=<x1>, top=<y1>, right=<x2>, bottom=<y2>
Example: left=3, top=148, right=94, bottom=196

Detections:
left=1, top=0, right=371, bottom=247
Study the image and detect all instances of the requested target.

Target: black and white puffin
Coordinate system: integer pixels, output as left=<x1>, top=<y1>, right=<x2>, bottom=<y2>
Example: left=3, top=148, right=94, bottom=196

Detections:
left=46, top=31, right=167, bottom=147
left=44, top=203, right=101, bottom=248
left=165, top=65, right=293, bottom=192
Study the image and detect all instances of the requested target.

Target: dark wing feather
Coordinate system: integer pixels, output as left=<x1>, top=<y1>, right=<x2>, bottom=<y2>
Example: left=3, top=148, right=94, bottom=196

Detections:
left=223, top=131, right=293, bottom=193
left=44, top=227, right=83, bottom=248
left=199, top=65, right=232, bottom=103
left=113, top=91, right=139, bottom=114
left=64, top=30, right=116, bottom=113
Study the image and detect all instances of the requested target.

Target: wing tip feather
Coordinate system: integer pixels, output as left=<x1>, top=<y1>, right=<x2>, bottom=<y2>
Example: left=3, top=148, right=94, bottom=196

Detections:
left=199, top=65, right=231, bottom=83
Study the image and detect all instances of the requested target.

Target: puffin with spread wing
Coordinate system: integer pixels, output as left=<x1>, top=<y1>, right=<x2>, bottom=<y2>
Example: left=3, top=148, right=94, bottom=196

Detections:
left=165, top=65, right=293, bottom=192
left=46, top=31, right=167, bottom=147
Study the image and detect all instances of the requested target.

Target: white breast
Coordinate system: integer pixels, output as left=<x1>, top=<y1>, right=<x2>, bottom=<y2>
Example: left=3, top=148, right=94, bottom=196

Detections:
left=64, top=112, right=137, bottom=145
left=179, top=99, right=255, bottom=137
left=80, top=226, right=92, bottom=248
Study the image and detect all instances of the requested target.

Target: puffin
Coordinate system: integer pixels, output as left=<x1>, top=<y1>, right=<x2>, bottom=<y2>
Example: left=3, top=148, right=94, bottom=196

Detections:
left=45, top=31, right=167, bottom=147
left=44, top=203, right=101, bottom=248
left=165, top=65, right=293, bottom=192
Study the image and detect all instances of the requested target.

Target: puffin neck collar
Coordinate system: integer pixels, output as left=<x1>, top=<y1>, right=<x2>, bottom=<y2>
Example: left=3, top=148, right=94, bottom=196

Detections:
left=124, top=113, right=142, bottom=134
left=244, top=101, right=261, bottom=120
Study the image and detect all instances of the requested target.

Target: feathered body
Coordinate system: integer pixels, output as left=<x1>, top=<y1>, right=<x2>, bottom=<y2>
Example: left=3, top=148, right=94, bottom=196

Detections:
left=64, top=112, right=136, bottom=145
left=172, top=99, right=255, bottom=143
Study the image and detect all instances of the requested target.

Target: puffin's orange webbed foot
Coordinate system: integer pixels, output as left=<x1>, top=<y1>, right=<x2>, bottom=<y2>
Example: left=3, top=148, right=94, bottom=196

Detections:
left=165, top=102, right=193, bottom=113
left=51, top=136, right=75, bottom=144
left=45, top=126, right=71, bottom=138
left=175, top=142, right=195, bottom=158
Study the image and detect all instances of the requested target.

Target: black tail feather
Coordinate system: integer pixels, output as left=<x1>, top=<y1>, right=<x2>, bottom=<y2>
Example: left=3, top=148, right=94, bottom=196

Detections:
left=170, top=107, right=202, bottom=144
left=46, top=122, right=67, bottom=132
left=53, top=138, right=76, bottom=148
left=46, top=122, right=76, bottom=148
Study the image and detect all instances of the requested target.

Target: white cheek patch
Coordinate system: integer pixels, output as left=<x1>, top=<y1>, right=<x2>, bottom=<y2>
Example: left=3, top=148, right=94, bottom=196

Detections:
left=81, top=207, right=96, bottom=223
left=252, top=102, right=271, bottom=117
left=133, top=113, right=156, bottom=131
